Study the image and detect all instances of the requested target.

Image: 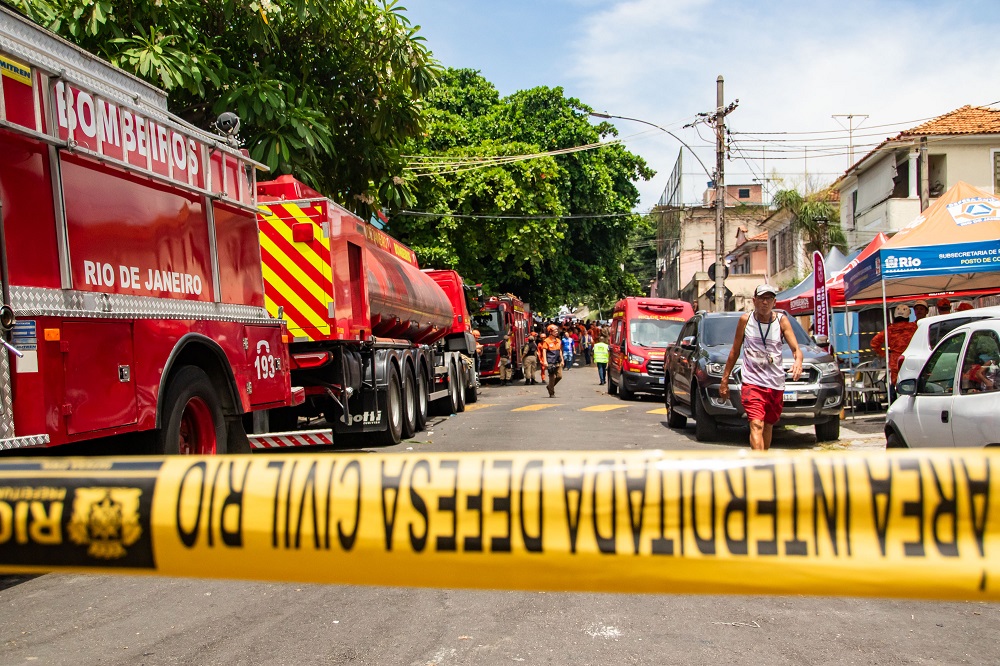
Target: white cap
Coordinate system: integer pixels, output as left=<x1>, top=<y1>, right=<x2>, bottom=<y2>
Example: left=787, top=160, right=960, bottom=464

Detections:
left=754, top=284, right=778, bottom=297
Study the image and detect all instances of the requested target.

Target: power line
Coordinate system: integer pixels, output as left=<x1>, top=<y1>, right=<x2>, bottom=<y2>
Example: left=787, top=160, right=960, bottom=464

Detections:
left=394, top=210, right=641, bottom=220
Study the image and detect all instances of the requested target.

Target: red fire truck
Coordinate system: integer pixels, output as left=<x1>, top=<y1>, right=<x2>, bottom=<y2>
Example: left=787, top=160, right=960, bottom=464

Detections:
left=474, top=294, right=531, bottom=379
left=0, top=6, right=294, bottom=454
left=251, top=176, right=478, bottom=448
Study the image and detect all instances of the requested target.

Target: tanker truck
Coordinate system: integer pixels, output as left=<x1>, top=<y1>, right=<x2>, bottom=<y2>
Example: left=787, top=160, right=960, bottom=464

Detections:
left=250, top=176, right=478, bottom=448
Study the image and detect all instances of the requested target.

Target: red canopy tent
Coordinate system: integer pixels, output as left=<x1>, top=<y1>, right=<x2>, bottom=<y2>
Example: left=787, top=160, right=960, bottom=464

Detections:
left=775, top=233, right=889, bottom=315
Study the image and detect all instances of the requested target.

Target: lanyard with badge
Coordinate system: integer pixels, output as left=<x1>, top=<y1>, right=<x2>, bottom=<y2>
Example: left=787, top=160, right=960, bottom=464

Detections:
left=756, top=313, right=775, bottom=364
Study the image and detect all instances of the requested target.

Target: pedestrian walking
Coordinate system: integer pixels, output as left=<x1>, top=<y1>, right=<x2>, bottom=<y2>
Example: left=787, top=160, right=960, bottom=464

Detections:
left=871, top=304, right=918, bottom=402
left=539, top=324, right=564, bottom=397
left=593, top=335, right=610, bottom=385
left=498, top=333, right=513, bottom=385
left=561, top=330, right=574, bottom=369
left=581, top=328, right=593, bottom=366
left=521, top=331, right=539, bottom=384
left=719, top=284, right=803, bottom=451
left=472, top=329, right=483, bottom=386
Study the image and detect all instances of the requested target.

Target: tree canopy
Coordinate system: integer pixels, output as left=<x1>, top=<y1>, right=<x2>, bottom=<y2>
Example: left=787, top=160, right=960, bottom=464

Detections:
left=12, top=3, right=656, bottom=312
left=11, top=0, right=439, bottom=216
left=394, top=69, right=654, bottom=313
left=772, top=188, right=847, bottom=256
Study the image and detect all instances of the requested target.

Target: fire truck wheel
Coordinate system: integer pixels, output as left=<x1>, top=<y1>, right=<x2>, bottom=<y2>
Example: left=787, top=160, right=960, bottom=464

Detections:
left=465, top=367, right=478, bottom=404
left=608, top=376, right=619, bottom=396
left=401, top=365, right=418, bottom=440
left=455, top=364, right=467, bottom=413
left=374, top=364, right=403, bottom=446
left=415, top=367, right=429, bottom=430
left=159, top=366, right=227, bottom=455
left=447, top=363, right=461, bottom=414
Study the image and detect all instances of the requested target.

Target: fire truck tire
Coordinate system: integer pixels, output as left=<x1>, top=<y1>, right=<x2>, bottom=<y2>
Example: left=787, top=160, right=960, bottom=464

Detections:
left=401, top=365, right=418, bottom=440
left=374, top=365, right=403, bottom=446
left=158, top=366, right=227, bottom=455
left=415, top=366, right=429, bottom=431
left=618, top=381, right=635, bottom=401
left=608, top=376, right=619, bottom=396
left=465, top=368, right=479, bottom=404
left=455, top=363, right=467, bottom=413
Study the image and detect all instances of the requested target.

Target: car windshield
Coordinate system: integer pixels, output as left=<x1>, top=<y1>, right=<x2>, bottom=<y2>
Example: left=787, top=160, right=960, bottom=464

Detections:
left=629, top=318, right=684, bottom=347
left=702, top=313, right=811, bottom=347
left=473, top=310, right=503, bottom=336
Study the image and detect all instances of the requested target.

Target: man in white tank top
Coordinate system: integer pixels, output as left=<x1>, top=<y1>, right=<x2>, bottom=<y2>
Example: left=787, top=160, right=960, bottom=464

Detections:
left=719, top=284, right=803, bottom=451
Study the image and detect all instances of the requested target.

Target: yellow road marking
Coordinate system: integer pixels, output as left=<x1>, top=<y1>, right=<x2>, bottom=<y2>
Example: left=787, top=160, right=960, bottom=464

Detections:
left=463, top=403, right=495, bottom=412
left=646, top=407, right=668, bottom=415
left=512, top=404, right=561, bottom=412
left=580, top=404, right=629, bottom=412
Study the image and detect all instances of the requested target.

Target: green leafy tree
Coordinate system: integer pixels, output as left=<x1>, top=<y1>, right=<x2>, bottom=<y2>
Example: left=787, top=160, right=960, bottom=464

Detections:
left=10, top=0, right=439, bottom=216
left=395, top=69, right=653, bottom=312
left=772, top=188, right=848, bottom=256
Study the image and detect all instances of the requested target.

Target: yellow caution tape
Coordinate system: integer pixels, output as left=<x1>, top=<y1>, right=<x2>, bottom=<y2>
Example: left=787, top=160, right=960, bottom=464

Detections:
left=0, top=450, right=996, bottom=600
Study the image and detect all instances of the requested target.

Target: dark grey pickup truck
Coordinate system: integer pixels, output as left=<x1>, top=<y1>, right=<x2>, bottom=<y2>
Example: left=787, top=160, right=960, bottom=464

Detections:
left=664, top=311, right=845, bottom=442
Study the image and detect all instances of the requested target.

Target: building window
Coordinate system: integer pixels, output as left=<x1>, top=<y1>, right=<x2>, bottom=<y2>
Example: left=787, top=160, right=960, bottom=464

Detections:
left=993, top=151, right=1000, bottom=194
left=738, top=188, right=750, bottom=199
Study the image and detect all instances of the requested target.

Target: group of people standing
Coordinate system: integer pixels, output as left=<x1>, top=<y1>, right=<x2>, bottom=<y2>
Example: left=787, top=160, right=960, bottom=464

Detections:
left=472, top=319, right=613, bottom=398
left=519, top=321, right=611, bottom=397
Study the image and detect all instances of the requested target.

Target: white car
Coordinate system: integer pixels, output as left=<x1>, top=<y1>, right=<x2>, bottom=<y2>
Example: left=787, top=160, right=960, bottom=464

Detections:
left=887, top=319, right=1000, bottom=448
left=896, top=306, right=1000, bottom=384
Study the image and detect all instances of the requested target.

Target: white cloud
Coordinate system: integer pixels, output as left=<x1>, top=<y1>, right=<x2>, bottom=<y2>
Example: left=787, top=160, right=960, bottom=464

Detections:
left=567, top=0, right=1000, bottom=210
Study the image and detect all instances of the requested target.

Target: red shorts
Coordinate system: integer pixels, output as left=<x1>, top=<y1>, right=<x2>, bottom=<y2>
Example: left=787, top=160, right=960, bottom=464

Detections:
left=741, top=384, right=784, bottom=424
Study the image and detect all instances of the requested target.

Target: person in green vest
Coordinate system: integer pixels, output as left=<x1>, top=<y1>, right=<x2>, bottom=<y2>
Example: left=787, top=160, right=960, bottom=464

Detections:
left=593, top=335, right=610, bottom=385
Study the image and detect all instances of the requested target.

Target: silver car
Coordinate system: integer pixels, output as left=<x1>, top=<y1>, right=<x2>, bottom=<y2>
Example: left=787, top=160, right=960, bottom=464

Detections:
left=887, top=319, right=1000, bottom=448
left=896, top=306, right=1000, bottom=384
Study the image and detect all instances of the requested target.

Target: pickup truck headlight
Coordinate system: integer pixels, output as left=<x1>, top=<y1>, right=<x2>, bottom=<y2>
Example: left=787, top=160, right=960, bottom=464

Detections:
left=706, top=362, right=725, bottom=377
left=817, top=361, right=839, bottom=377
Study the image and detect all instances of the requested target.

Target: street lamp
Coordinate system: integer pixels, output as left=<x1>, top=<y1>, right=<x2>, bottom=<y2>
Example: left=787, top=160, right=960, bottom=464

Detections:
left=589, top=111, right=726, bottom=311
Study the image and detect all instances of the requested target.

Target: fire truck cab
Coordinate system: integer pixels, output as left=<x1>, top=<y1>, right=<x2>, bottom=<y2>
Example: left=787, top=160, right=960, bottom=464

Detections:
left=0, top=6, right=293, bottom=454
left=608, top=297, right=694, bottom=399
left=473, top=295, right=531, bottom=380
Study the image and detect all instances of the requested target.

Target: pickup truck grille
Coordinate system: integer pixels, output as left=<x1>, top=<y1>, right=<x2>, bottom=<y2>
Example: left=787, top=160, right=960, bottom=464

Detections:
left=647, top=360, right=665, bottom=376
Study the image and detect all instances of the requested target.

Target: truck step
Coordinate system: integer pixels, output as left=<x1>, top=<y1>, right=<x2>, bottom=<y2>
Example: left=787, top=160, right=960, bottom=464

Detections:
left=248, top=429, right=333, bottom=449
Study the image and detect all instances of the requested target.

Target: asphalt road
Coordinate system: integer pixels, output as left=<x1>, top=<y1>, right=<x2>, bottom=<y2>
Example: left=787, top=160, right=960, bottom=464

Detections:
left=0, top=364, right=995, bottom=665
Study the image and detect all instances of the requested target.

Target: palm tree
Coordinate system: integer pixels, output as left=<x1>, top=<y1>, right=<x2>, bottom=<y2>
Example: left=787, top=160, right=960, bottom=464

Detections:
left=772, top=188, right=848, bottom=256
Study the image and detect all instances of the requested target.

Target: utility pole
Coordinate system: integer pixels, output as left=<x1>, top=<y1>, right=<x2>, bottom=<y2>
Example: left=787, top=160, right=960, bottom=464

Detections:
left=710, top=76, right=737, bottom=312
left=832, top=113, right=869, bottom=167
left=919, top=136, right=929, bottom=211
left=714, top=76, right=726, bottom=312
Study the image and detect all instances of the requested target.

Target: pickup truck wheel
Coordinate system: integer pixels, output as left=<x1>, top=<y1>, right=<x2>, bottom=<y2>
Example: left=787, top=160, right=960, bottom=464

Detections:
left=401, top=366, right=418, bottom=440
left=815, top=417, right=840, bottom=442
left=159, top=366, right=226, bottom=455
left=608, top=376, right=619, bottom=396
left=374, top=365, right=403, bottom=446
left=693, top=386, right=719, bottom=442
left=886, top=430, right=907, bottom=449
left=666, top=383, right=687, bottom=429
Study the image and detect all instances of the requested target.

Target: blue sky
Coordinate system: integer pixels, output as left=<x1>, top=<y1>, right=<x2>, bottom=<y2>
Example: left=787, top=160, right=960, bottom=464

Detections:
left=403, top=0, right=1000, bottom=209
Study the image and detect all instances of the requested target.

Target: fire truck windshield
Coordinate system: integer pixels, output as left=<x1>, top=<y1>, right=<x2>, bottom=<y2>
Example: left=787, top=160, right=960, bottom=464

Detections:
left=473, top=311, right=503, bottom=336
left=629, top=318, right=685, bottom=347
